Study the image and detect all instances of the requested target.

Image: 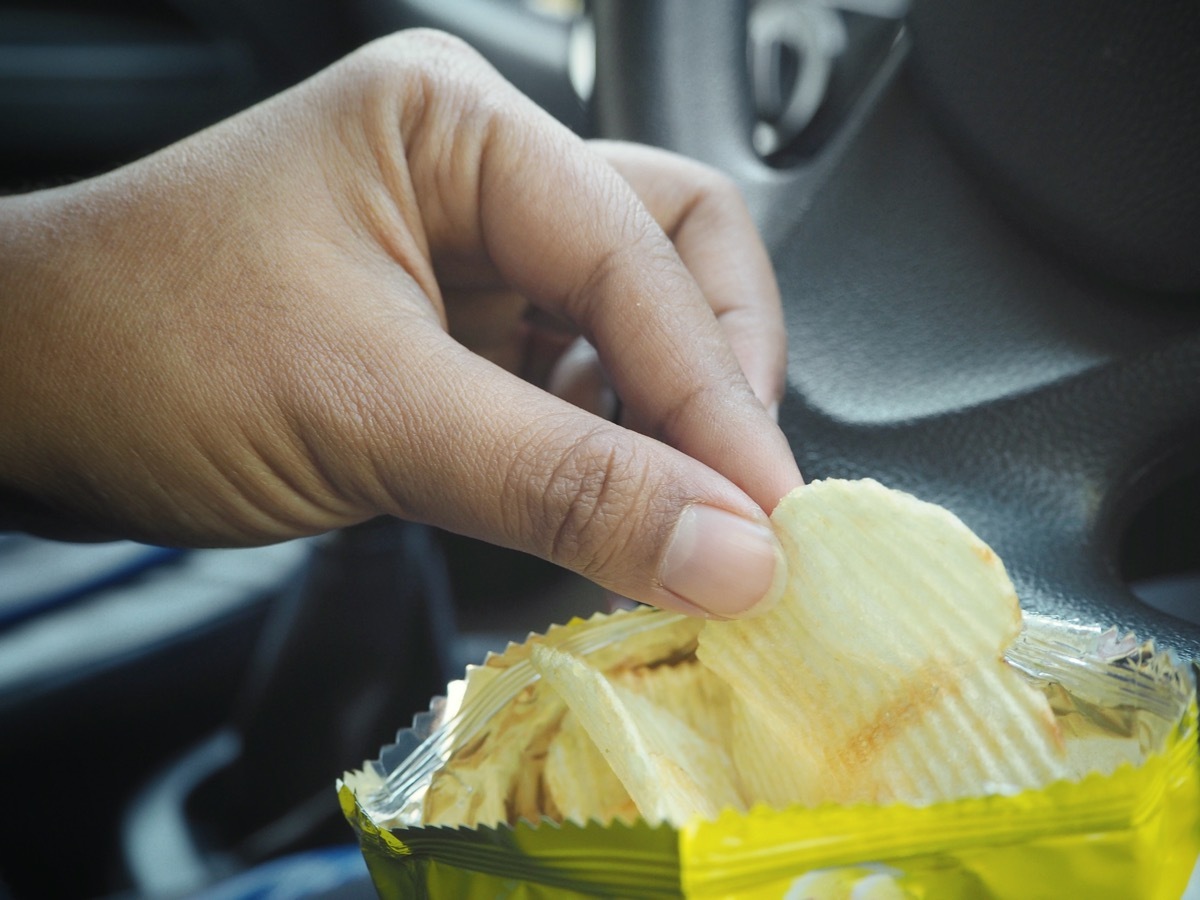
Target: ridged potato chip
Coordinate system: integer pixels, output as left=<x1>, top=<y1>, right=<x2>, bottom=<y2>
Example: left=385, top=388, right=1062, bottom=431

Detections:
left=611, top=657, right=734, bottom=749
left=422, top=610, right=704, bottom=828
left=728, top=692, right=825, bottom=808
left=698, top=478, right=1068, bottom=807
left=531, top=644, right=744, bottom=825
left=423, top=680, right=565, bottom=827
left=542, top=708, right=637, bottom=824
left=543, top=656, right=739, bottom=825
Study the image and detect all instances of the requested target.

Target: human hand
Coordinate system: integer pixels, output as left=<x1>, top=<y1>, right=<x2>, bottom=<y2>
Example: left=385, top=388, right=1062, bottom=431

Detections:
left=0, top=31, right=802, bottom=618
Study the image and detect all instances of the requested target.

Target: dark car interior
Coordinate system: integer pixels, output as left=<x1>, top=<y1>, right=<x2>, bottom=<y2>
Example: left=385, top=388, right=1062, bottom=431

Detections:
left=1, top=1, right=1197, bottom=897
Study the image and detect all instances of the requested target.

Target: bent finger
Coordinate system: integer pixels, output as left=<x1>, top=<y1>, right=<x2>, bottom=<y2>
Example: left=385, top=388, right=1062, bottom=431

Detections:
left=593, top=141, right=786, bottom=417
left=422, top=57, right=799, bottom=510
left=373, top=32, right=800, bottom=513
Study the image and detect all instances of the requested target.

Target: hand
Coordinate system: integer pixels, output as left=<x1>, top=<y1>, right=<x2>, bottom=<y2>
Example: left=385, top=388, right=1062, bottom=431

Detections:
left=0, top=30, right=803, bottom=618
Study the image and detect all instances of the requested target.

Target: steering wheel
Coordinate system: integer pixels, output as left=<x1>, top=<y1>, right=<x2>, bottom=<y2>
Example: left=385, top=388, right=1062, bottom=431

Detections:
left=590, top=0, right=1200, bottom=657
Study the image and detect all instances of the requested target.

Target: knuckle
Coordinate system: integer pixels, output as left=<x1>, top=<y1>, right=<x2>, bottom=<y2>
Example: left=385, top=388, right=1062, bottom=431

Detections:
left=566, top=212, right=669, bottom=320
left=338, top=35, right=406, bottom=89
left=340, top=30, right=493, bottom=105
left=353, top=29, right=482, bottom=73
left=534, top=426, right=650, bottom=577
left=396, top=28, right=479, bottom=59
left=656, top=380, right=731, bottom=446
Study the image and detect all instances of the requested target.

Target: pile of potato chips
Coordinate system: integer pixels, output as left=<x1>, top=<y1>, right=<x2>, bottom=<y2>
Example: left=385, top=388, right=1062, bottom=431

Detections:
left=341, top=479, right=1200, bottom=898
left=421, top=480, right=1105, bottom=826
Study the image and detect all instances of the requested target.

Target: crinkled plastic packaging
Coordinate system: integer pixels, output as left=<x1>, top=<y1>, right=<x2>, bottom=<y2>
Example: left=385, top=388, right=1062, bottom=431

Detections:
left=339, top=608, right=1200, bottom=898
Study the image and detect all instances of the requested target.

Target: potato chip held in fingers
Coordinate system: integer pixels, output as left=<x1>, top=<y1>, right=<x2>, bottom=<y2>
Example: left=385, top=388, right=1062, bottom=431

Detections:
left=698, top=478, right=1068, bottom=807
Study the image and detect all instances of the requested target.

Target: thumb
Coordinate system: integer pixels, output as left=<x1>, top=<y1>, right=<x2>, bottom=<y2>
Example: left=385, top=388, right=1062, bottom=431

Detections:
left=323, top=328, right=786, bottom=619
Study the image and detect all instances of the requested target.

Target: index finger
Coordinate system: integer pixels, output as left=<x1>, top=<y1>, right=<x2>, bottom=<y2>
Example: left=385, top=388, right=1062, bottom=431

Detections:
left=409, top=56, right=802, bottom=513
left=590, top=140, right=787, bottom=418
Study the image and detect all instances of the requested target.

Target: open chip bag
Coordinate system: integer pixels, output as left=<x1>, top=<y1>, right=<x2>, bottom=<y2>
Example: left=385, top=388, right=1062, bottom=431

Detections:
left=339, top=479, right=1200, bottom=898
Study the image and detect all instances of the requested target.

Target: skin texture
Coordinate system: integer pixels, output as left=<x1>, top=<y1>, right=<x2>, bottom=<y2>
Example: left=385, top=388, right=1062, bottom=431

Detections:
left=0, top=31, right=803, bottom=618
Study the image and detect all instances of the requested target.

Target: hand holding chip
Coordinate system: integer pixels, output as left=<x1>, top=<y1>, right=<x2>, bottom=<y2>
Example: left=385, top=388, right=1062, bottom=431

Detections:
left=0, top=30, right=802, bottom=616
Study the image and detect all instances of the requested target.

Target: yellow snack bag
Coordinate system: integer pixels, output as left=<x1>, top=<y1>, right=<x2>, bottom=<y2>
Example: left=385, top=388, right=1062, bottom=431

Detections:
left=339, top=479, right=1200, bottom=898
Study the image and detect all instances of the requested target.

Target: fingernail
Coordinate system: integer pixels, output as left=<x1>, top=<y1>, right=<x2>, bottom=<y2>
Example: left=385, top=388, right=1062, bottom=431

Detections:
left=660, top=505, right=785, bottom=618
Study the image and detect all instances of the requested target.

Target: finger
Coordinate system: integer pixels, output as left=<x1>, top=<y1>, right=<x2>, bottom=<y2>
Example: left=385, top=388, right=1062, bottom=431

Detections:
left=593, top=141, right=786, bottom=417
left=308, top=321, right=785, bottom=619
left=482, top=135, right=800, bottom=512
left=387, top=35, right=801, bottom=511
